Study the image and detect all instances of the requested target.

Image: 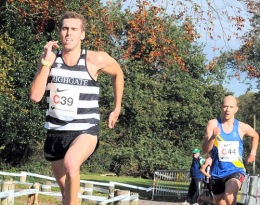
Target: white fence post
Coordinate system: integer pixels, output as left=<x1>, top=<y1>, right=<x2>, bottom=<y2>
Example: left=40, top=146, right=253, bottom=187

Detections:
left=114, top=190, right=130, bottom=205
left=82, top=183, right=93, bottom=204
left=1, top=180, right=14, bottom=205
left=130, top=192, right=139, bottom=205
left=41, top=181, right=52, bottom=192
left=108, top=184, right=115, bottom=199
left=20, top=172, right=27, bottom=183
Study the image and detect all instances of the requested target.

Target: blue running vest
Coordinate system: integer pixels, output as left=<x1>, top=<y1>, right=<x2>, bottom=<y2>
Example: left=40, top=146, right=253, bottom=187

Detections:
left=211, top=118, right=246, bottom=179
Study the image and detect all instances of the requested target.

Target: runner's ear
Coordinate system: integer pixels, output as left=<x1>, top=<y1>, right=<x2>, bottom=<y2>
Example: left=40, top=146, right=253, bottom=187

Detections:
left=235, top=106, right=239, bottom=114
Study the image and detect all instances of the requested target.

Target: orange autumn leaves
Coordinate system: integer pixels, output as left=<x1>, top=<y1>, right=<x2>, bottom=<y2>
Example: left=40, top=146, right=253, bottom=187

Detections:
left=5, top=0, right=258, bottom=76
left=9, top=0, right=193, bottom=71
left=103, top=3, right=195, bottom=70
left=123, top=8, right=185, bottom=69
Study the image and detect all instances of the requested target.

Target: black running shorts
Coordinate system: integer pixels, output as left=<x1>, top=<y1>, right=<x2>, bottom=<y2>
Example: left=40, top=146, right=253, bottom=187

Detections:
left=44, top=125, right=99, bottom=161
left=211, top=172, right=245, bottom=195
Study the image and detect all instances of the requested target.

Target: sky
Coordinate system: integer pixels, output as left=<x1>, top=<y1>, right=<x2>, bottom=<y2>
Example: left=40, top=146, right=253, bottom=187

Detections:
left=102, top=0, right=259, bottom=96
left=201, top=24, right=259, bottom=97
left=195, top=1, right=259, bottom=97
left=223, top=73, right=258, bottom=97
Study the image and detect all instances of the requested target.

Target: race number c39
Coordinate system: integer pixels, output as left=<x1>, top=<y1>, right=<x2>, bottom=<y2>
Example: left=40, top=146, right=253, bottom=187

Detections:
left=49, top=83, right=79, bottom=118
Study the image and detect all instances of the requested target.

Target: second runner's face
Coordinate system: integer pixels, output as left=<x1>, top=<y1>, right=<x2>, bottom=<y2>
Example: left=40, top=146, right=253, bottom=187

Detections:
left=221, top=99, right=238, bottom=120
left=60, top=18, right=85, bottom=51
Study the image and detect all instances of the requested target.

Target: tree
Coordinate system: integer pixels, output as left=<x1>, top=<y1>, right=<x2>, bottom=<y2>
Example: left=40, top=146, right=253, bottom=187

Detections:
left=0, top=0, right=228, bottom=176
left=0, top=33, right=46, bottom=164
left=237, top=93, right=260, bottom=174
left=223, top=2, right=260, bottom=93
left=0, top=0, right=57, bottom=164
left=0, top=33, right=15, bottom=98
left=105, top=0, right=260, bottom=95
left=103, top=0, right=259, bottom=53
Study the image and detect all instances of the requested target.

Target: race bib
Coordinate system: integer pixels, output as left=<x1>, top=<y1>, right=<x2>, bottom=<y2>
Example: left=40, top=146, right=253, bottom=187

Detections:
left=218, top=141, right=239, bottom=162
left=49, top=83, right=79, bottom=120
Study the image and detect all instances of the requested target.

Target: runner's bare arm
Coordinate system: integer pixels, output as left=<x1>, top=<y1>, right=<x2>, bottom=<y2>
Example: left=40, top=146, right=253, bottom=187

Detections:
left=240, top=122, right=259, bottom=163
left=202, top=119, right=219, bottom=154
left=30, top=41, right=58, bottom=102
left=90, top=51, right=124, bottom=128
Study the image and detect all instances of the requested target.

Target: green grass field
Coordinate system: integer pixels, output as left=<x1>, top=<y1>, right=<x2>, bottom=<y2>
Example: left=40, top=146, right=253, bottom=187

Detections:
left=81, top=172, right=153, bottom=188
left=81, top=173, right=154, bottom=200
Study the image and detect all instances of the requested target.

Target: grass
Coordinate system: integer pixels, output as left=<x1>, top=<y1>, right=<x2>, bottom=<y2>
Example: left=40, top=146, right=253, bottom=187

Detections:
left=80, top=173, right=189, bottom=201
left=81, top=172, right=153, bottom=188
left=3, top=172, right=188, bottom=204
left=81, top=173, right=154, bottom=200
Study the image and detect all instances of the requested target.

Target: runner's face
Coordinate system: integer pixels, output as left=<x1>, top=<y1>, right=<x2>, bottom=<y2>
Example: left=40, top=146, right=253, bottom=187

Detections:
left=60, top=18, right=85, bottom=50
left=221, top=97, right=238, bottom=120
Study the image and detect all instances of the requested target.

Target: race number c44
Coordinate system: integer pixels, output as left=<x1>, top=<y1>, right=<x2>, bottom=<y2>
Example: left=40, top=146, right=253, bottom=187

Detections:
left=49, top=83, right=79, bottom=118
left=218, top=141, right=239, bottom=162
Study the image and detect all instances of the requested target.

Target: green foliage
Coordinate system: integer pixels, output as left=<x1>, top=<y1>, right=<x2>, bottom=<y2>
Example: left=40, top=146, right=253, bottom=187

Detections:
left=0, top=0, right=228, bottom=177
left=225, top=13, right=259, bottom=89
left=96, top=56, right=225, bottom=176
left=237, top=93, right=260, bottom=129
left=0, top=2, right=47, bottom=165
left=0, top=34, right=16, bottom=96
left=237, top=93, right=260, bottom=174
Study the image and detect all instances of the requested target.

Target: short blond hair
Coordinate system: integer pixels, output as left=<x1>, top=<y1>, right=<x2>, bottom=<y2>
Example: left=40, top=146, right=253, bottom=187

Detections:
left=59, top=11, right=86, bottom=31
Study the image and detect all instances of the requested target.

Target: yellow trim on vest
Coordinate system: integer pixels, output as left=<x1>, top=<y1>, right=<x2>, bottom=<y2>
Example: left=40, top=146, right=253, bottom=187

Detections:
left=232, top=160, right=246, bottom=170
left=216, top=134, right=245, bottom=171
left=214, top=134, right=224, bottom=147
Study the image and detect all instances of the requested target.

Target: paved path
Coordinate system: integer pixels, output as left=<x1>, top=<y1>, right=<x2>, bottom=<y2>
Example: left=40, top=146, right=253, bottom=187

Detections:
left=139, top=200, right=183, bottom=205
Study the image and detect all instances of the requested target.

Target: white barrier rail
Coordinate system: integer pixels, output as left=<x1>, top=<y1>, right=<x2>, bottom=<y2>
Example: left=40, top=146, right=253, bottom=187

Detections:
left=111, top=181, right=150, bottom=191
left=152, top=170, right=190, bottom=200
left=152, top=170, right=260, bottom=205
left=237, top=175, right=260, bottom=205
left=0, top=171, right=141, bottom=205
left=0, top=190, right=14, bottom=198
left=21, top=171, right=56, bottom=181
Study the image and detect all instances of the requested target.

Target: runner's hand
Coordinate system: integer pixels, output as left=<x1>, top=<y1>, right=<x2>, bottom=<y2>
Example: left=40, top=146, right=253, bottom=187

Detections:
left=108, top=110, right=120, bottom=128
left=213, top=127, right=220, bottom=138
left=246, top=153, right=256, bottom=164
left=43, top=41, right=59, bottom=61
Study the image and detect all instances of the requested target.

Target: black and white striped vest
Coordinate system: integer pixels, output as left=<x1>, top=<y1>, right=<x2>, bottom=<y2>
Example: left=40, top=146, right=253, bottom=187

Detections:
left=45, top=49, right=100, bottom=131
